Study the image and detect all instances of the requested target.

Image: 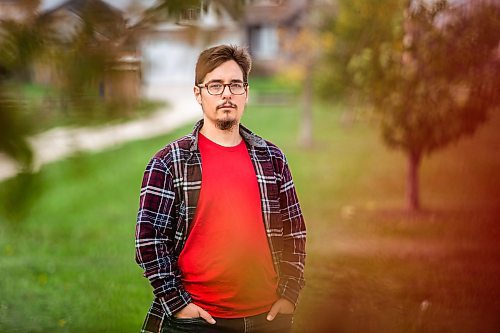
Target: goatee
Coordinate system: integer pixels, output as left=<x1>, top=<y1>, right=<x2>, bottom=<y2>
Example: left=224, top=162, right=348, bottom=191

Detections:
left=215, top=119, right=237, bottom=131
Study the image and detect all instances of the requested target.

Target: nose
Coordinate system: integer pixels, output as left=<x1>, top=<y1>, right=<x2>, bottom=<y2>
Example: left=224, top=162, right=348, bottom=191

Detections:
left=221, top=84, right=232, bottom=98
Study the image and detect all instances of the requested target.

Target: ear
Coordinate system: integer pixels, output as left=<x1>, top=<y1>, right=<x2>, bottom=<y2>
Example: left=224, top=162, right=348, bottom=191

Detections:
left=245, top=85, right=250, bottom=104
left=194, top=86, right=202, bottom=105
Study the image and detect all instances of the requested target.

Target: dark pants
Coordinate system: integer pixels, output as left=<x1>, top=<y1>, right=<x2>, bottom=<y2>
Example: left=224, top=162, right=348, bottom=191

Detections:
left=162, top=312, right=293, bottom=333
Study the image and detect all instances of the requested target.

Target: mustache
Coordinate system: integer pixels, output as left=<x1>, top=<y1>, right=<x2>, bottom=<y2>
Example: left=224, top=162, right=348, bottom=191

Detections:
left=216, top=101, right=237, bottom=110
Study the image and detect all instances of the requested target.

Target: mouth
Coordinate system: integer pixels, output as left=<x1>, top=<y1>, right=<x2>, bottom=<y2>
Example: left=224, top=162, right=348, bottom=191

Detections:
left=217, top=102, right=237, bottom=110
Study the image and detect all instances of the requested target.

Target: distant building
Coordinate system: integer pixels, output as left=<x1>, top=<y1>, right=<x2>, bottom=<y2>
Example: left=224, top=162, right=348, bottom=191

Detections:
left=137, top=0, right=313, bottom=85
left=244, top=0, right=308, bottom=74
left=34, top=0, right=141, bottom=109
left=3, top=0, right=331, bottom=103
left=136, top=0, right=242, bottom=85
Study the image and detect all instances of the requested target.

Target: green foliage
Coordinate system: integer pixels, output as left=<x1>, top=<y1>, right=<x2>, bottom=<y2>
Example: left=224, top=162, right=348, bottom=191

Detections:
left=0, top=10, right=115, bottom=168
left=319, top=0, right=500, bottom=210
left=0, top=20, right=43, bottom=77
left=319, top=0, right=500, bottom=157
left=0, top=20, right=42, bottom=167
left=375, top=1, right=499, bottom=155
left=35, top=2, right=125, bottom=115
left=317, top=0, right=405, bottom=101
left=0, top=85, right=33, bottom=167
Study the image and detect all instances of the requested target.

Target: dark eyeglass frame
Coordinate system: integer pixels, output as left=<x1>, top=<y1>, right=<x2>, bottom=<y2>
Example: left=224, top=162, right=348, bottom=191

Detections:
left=197, top=82, right=248, bottom=95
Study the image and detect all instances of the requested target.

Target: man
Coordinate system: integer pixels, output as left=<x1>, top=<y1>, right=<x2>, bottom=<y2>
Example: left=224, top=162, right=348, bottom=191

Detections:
left=135, top=45, right=306, bottom=333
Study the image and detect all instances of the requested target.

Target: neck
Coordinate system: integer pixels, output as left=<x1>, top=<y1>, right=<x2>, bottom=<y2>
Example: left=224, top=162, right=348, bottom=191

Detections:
left=200, top=118, right=242, bottom=147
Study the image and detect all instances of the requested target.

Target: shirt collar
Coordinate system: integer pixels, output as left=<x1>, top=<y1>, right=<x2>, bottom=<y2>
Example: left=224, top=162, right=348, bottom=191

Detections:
left=189, top=119, right=267, bottom=151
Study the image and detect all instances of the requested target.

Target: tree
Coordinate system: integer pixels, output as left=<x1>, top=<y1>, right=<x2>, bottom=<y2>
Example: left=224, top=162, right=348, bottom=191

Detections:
left=0, top=17, right=43, bottom=170
left=319, top=0, right=500, bottom=211
left=0, top=0, right=245, bottom=222
left=317, top=0, right=403, bottom=109
left=279, top=0, right=335, bottom=148
left=0, top=0, right=244, bottom=168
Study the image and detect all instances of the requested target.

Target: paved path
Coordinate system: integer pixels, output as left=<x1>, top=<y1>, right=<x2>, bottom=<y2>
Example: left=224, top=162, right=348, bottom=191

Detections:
left=0, top=84, right=201, bottom=182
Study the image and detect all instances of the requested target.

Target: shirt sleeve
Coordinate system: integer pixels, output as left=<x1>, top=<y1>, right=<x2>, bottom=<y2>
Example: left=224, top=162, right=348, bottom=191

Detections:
left=277, top=157, right=307, bottom=306
left=135, top=157, right=191, bottom=315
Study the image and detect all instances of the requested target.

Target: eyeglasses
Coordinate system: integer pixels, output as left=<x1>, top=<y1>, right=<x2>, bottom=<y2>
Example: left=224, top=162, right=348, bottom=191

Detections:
left=197, top=81, right=248, bottom=95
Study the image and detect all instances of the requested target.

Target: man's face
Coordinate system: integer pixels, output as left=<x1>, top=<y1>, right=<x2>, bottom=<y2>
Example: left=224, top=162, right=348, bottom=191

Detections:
left=194, top=60, right=249, bottom=131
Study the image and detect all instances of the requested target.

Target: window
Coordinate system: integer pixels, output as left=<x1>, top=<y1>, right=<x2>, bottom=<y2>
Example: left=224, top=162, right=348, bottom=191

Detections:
left=179, top=7, right=201, bottom=22
left=250, top=25, right=279, bottom=59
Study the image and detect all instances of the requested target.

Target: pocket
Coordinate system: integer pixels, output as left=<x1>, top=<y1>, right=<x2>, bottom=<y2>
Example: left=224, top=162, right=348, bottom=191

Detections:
left=169, top=316, right=208, bottom=324
left=163, top=316, right=209, bottom=333
left=162, top=316, right=210, bottom=333
left=277, top=313, right=294, bottom=320
left=272, top=313, right=294, bottom=328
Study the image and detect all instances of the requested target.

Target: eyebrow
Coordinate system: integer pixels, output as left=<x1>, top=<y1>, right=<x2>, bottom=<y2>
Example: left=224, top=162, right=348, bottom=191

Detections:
left=206, top=79, right=244, bottom=84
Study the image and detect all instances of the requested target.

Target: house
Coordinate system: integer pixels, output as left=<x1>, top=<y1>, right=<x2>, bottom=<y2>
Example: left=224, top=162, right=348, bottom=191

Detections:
left=34, top=0, right=141, bottom=109
left=136, top=0, right=243, bottom=86
left=137, top=0, right=313, bottom=86
left=5, top=0, right=321, bottom=105
left=244, top=0, right=309, bottom=74
left=37, top=0, right=126, bottom=44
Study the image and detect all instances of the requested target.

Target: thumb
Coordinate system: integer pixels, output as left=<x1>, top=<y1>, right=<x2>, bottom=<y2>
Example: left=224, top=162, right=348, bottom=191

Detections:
left=198, top=308, right=216, bottom=325
left=266, top=303, right=280, bottom=321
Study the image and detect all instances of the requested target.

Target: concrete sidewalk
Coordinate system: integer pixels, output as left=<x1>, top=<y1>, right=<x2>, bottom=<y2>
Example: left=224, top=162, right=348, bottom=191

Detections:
left=0, top=84, right=201, bottom=182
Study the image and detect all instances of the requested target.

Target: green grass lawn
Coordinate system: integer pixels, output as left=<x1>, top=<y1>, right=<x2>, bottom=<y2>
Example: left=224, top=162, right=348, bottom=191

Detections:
left=1, top=98, right=499, bottom=332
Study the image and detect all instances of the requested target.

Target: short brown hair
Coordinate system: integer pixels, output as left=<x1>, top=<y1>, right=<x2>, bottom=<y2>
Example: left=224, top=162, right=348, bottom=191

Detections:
left=195, top=44, right=252, bottom=85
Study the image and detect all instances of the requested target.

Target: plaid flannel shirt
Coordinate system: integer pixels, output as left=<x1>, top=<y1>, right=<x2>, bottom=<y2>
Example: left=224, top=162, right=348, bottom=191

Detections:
left=135, top=120, right=306, bottom=333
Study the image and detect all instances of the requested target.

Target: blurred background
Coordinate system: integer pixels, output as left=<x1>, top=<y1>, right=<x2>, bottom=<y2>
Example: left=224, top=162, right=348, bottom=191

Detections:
left=0, top=0, right=499, bottom=332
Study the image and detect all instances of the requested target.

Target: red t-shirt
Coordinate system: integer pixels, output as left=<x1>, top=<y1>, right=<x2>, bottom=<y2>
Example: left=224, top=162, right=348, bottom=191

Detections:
left=178, top=132, right=279, bottom=318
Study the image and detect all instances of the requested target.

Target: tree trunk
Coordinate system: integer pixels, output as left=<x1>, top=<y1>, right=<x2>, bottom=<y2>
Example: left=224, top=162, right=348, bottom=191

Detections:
left=407, top=150, right=421, bottom=212
left=297, top=0, right=316, bottom=149
left=299, top=61, right=314, bottom=148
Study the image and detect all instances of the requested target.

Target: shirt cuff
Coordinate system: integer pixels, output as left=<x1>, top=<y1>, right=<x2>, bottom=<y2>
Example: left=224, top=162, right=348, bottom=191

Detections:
left=278, top=277, right=303, bottom=307
left=158, top=289, right=192, bottom=316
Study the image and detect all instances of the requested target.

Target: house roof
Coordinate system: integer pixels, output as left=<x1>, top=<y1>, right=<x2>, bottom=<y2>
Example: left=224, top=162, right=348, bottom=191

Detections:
left=37, top=0, right=126, bottom=41
left=0, top=0, right=39, bottom=22
left=39, top=0, right=123, bottom=17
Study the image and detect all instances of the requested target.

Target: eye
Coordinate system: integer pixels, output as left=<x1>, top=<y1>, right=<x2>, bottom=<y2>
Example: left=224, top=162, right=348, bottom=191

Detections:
left=208, top=83, right=223, bottom=90
left=231, top=83, right=243, bottom=89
